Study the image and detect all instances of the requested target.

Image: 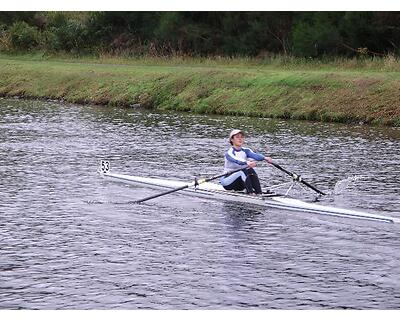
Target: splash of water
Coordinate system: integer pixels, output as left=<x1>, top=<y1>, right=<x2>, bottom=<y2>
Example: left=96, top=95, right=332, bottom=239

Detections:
left=332, top=175, right=366, bottom=195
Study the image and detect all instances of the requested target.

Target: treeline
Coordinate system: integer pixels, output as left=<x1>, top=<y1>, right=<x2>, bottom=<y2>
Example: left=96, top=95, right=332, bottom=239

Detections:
left=0, top=12, right=399, bottom=58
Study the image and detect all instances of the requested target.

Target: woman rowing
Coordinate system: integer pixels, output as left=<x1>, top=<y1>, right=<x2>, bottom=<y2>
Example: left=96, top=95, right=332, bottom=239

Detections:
left=220, top=129, right=272, bottom=195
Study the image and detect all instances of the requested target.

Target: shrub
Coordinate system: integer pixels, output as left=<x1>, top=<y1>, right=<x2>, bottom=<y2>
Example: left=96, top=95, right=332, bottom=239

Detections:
left=8, top=21, right=39, bottom=51
left=0, top=24, right=11, bottom=51
left=47, top=20, right=88, bottom=53
left=292, top=21, right=341, bottom=57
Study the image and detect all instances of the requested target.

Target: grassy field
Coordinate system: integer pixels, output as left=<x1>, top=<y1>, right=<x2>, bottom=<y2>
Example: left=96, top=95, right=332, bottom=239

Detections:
left=1, top=54, right=399, bottom=126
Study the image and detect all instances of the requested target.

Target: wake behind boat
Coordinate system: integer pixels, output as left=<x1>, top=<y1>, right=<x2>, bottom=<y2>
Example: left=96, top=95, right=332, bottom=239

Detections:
left=98, top=161, right=399, bottom=224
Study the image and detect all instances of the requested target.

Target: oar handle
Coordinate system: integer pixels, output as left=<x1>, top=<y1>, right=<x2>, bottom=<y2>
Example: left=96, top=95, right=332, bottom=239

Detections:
left=270, top=162, right=292, bottom=177
left=270, top=161, right=326, bottom=195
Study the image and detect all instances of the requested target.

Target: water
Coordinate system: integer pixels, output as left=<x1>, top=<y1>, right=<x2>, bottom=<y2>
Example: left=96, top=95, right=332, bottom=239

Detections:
left=1, top=97, right=400, bottom=309
left=333, top=175, right=366, bottom=195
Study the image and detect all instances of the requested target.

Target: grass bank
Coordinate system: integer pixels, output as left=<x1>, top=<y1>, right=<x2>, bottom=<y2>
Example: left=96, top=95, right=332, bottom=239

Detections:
left=1, top=54, right=399, bottom=126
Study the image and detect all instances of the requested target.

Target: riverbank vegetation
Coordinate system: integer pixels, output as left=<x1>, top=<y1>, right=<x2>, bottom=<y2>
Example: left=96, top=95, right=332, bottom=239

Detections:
left=1, top=54, right=399, bottom=126
left=0, top=12, right=399, bottom=126
left=1, top=12, right=399, bottom=58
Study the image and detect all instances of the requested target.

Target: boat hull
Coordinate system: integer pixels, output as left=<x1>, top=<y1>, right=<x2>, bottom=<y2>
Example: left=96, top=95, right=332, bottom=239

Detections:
left=101, top=172, right=398, bottom=224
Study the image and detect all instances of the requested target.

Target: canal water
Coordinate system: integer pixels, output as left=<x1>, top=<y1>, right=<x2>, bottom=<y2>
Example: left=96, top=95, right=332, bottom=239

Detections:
left=1, top=97, right=399, bottom=309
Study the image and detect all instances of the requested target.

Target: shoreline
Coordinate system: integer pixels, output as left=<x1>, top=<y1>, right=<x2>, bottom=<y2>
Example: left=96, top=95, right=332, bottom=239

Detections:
left=1, top=55, right=399, bottom=127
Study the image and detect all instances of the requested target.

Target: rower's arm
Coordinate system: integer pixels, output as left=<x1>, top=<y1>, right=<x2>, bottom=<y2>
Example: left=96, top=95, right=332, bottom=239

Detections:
left=243, top=148, right=266, bottom=161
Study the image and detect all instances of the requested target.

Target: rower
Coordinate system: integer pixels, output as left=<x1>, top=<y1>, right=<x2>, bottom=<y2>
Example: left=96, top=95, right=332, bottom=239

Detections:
left=220, top=129, right=272, bottom=195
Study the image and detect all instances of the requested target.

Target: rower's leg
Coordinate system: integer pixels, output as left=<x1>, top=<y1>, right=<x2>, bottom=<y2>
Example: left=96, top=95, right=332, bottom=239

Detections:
left=244, top=176, right=254, bottom=194
left=222, top=177, right=245, bottom=191
left=242, top=168, right=254, bottom=194
left=242, top=168, right=262, bottom=194
left=248, top=171, right=262, bottom=194
left=220, top=171, right=246, bottom=191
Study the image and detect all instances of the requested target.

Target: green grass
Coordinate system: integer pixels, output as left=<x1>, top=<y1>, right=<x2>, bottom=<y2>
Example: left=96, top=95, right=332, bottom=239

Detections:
left=0, top=54, right=400, bottom=126
left=2, top=52, right=400, bottom=71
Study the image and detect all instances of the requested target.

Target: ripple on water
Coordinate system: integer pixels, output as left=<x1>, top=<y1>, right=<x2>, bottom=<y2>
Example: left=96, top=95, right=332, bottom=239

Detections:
left=1, top=98, right=400, bottom=309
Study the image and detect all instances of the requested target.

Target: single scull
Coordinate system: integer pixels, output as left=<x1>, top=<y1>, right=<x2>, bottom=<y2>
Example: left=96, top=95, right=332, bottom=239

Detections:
left=98, top=161, right=399, bottom=224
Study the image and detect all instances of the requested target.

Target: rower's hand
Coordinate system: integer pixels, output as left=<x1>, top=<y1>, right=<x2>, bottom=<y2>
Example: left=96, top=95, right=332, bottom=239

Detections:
left=265, top=157, right=272, bottom=164
left=247, top=160, right=257, bottom=168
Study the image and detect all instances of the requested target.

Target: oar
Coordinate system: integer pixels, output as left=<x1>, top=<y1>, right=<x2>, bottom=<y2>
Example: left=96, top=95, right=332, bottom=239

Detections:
left=270, top=161, right=326, bottom=195
left=134, top=166, right=248, bottom=204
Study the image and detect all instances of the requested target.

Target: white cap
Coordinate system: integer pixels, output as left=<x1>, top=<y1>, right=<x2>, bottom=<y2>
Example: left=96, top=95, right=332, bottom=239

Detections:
left=229, top=129, right=244, bottom=140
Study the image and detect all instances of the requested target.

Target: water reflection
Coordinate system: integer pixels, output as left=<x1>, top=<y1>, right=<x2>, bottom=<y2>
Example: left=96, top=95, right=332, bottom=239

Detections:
left=222, top=203, right=264, bottom=230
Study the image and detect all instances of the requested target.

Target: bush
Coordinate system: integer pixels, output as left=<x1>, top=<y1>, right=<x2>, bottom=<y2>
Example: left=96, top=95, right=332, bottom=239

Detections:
left=50, top=20, right=88, bottom=53
left=291, top=16, right=341, bottom=57
left=0, top=24, right=11, bottom=51
left=8, top=21, right=39, bottom=51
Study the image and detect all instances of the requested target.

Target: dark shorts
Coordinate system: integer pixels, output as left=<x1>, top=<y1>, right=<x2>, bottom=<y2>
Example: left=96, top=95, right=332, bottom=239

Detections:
left=221, top=168, right=262, bottom=194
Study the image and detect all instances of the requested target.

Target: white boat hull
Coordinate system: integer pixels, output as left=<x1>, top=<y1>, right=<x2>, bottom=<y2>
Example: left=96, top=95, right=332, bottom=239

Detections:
left=101, top=172, right=399, bottom=224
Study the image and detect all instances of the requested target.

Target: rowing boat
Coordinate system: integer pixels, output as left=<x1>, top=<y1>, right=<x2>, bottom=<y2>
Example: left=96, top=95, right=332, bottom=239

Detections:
left=99, top=163, right=399, bottom=224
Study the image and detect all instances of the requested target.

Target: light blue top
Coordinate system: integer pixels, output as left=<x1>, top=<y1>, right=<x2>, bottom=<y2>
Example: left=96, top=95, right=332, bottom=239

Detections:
left=223, top=146, right=265, bottom=173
